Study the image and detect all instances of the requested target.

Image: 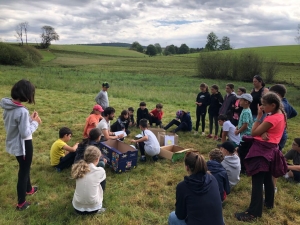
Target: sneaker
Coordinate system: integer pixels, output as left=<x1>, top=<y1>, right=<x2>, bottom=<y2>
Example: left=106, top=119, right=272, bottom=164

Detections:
left=214, top=135, right=219, bottom=140
left=274, top=187, right=277, bottom=194
left=235, top=211, right=257, bottom=222
left=152, top=155, right=158, bottom=162
left=194, top=131, right=198, bottom=135
left=139, top=156, right=146, bottom=162
left=217, top=137, right=221, bottom=142
left=26, top=186, right=38, bottom=195
left=201, top=132, right=205, bottom=136
left=206, top=134, right=213, bottom=138
left=16, top=201, right=31, bottom=211
left=97, top=208, right=106, bottom=214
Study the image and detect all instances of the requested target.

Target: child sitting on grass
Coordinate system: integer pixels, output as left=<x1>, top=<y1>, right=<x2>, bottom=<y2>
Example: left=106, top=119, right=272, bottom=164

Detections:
left=163, top=110, right=192, bottom=133
left=136, top=102, right=149, bottom=127
left=220, top=141, right=241, bottom=189
left=75, top=128, right=107, bottom=169
left=149, top=103, right=164, bottom=128
left=83, top=105, right=104, bottom=138
left=72, top=146, right=106, bottom=215
left=128, top=107, right=136, bottom=127
left=284, top=138, right=300, bottom=183
left=111, top=110, right=130, bottom=135
left=50, top=127, right=79, bottom=172
left=207, top=148, right=231, bottom=202
left=218, top=114, right=240, bottom=147
left=130, top=119, right=160, bottom=162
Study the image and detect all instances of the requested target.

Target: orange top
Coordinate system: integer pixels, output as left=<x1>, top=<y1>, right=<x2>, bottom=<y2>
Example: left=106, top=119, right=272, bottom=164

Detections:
left=254, top=113, right=285, bottom=144
left=83, top=114, right=102, bottom=138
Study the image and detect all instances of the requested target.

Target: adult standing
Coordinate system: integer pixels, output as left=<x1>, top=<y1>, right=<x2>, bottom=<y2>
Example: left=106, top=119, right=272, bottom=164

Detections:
left=95, top=82, right=110, bottom=110
left=250, top=75, right=268, bottom=120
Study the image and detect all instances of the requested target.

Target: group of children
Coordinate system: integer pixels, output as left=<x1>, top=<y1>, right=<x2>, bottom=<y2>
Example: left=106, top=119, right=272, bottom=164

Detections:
left=1, top=79, right=300, bottom=223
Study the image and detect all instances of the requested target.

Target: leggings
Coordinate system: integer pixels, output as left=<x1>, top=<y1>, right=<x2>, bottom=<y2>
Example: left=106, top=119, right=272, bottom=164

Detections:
left=195, top=110, right=206, bottom=132
left=16, top=140, right=33, bottom=204
left=209, top=114, right=219, bottom=135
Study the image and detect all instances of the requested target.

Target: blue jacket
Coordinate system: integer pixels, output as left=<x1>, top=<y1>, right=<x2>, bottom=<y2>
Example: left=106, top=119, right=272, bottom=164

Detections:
left=175, top=172, right=224, bottom=225
left=207, top=160, right=231, bottom=201
left=282, top=98, right=297, bottom=119
left=180, top=112, right=192, bottom=131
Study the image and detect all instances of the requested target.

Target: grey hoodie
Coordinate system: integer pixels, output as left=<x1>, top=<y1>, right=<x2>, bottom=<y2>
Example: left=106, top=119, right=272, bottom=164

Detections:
left=0, top=98, right=38, bottom=156
left=221, top=154, right=241, bottom=188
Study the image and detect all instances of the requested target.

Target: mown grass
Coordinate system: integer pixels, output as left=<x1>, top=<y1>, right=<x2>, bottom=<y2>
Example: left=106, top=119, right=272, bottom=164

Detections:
left=0, top=45, right=300, bottom=225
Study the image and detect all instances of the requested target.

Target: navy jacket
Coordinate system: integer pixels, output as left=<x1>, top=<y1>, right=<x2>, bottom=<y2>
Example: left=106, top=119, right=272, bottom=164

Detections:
left=137, top=108, right=149, bottom=124
left=282, top=98, right=297, bottom=119
left=175, top=172, right=224, bottom=225
left=207, top=160, right=231, bottom=201
left=208, top=92, right=224, bottom=116
left=180, top=112, right=192, bottom=131
left=196, top=92, right=211, bottom=114
left=219, top=93, right=236, bottom=120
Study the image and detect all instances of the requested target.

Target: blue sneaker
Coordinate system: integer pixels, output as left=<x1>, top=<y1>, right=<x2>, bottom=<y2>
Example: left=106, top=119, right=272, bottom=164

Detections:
left=139, top=156, right=146, bottom=162
left=152, top=155, right=158, bottom=162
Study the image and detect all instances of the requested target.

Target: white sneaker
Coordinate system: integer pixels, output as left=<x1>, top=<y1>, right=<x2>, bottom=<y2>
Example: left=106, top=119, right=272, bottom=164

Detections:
left=97, top=208, right=106, bottom=214
left=274, top=187, right=277, bottom=194
left=194, top=131, right=198, bottom=135
left=202, top=132, right=205, bottom=136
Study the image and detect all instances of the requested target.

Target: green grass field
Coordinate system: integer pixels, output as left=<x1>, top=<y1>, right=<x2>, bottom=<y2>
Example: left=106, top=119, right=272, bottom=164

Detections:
left=0, top=44, right=300, bottom=225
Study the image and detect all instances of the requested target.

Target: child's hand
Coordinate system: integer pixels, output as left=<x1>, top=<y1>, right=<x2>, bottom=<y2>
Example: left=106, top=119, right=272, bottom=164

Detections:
left=261, top=132, right=269, bottom=141
left=33, top=115, right=42, bottom=124
left=234, top=130, right=239, bottom=135
left=31, top=111, right=38, bottom=119
left=130, top=139, right=136, bottom=143
left=257, top=104, right=263, bottom=118
left=150, top=113, right=154, bottom=116
left=103, top=158, right=107, bottom=164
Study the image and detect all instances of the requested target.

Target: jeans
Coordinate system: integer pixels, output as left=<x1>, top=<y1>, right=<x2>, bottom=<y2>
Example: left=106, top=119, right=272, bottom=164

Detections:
left=16, top=140, right=33, bottom=204
left=164, top=119, right=188, bottom=133
left=248, top=171, right=274, bottom=217
left=278, top=129, right=287, bottom=151
left=168, top=211, right=186, bottom=225
left=149, top=116, right=162, bottom=127
left=195, top=110, right=206, bottom=132
left=56, top=152, right=76, bottom=171
left=209, top=114, right=219, bottom=135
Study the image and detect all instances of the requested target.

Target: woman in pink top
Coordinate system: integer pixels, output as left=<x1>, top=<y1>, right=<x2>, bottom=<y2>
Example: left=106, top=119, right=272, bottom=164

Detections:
left=235, top=92, right=287, bottom=222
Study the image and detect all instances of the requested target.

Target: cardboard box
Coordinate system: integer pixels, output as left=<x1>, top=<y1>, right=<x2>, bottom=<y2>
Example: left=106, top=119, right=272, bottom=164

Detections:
left=149, top=128, right=165, bottom=140
left=99, top=140, right=138, bottom=173
left=158, top=132, right=178, bottom=146
left=159, top=145, right=195, bottom=162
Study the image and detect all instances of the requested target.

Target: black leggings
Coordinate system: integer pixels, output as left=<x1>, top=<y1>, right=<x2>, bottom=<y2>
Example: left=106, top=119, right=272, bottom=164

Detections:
left=195, top=111, right=206, bottom=132
left=16, top=140, right=33, bottom=204
left=209, top=114, right=219, bottom=135
left=248, top=171, right=274, bottom=217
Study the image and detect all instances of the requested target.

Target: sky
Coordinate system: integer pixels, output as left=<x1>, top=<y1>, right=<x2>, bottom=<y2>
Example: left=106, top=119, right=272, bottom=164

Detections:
left=0, top=0, right=299, bottom=48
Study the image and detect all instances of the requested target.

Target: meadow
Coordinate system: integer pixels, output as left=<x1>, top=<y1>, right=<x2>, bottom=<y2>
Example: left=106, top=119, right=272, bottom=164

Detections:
left=0, top=45, right=300, bottom=225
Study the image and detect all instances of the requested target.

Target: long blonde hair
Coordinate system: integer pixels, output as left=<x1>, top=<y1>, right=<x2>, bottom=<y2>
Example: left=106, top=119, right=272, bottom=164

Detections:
left=71, top=146, right=101, bottom=179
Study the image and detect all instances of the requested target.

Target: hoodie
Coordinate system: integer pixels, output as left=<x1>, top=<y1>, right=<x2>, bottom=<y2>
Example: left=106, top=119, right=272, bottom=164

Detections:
left=207, top=160, right=231, bottom=201
left=221, top=154, right=241, bottom=188
left=180, top=112, right=192, bottom=131
left=219, top=92, right=237, bottom=120
left=175, top=172, right=224, bottom=225
left=0, top=98, right=38, bottom=156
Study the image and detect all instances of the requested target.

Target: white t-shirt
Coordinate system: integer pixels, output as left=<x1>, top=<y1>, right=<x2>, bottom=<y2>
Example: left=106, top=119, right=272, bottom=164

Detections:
left=72, top=163, right=106, bottom=212
left=142, top=129, right=160, bottom=156
left=97, top=118, right=110, bottom=136
left=223, top=121, right=240, bottom=145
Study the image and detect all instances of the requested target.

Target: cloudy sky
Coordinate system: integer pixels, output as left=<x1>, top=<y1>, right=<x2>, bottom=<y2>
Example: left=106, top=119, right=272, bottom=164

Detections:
left=0, top=0, right=299, bottom=48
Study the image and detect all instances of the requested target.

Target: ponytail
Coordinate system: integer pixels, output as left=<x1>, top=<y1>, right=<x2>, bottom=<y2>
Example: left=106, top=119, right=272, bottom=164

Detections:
left=184, top=152, right=207, bottom=174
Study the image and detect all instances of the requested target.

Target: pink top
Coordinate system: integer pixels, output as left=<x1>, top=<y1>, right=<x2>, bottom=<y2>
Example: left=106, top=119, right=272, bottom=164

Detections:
left=254, top=113, right=285, bottom=144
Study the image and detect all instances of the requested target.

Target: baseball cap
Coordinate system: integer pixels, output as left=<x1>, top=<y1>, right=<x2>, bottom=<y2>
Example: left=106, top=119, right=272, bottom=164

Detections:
left=219, top=141, right=235, bottom=153
left=237, top=93, right=253, bottom=103
left=93, top=105, right=104, bottom=112
left=102, top=82, right=110, bottom=88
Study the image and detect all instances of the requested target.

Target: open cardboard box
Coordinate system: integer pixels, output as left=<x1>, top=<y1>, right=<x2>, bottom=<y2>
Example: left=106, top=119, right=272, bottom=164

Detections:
left=159, top=145, right=196, bottom=162
left=149, top=127, right=166, bottom=140
left=158, top=132, right=178, bottom=146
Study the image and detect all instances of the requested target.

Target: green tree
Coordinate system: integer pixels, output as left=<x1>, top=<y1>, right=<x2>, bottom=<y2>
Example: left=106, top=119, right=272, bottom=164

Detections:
left=164, top=45, right=175, bottom=55
left=178, top=43, right=189, bottom=54
left=130, top=41, right=144, bottom=53
left=154, top=43, right=162, bottom=54
left=40, top=26, right=59, bottom=49
left=205, top=32, right=220, bottom=51
left=219, top=36, right=232, bottom=50
left=146, top=44, right=157, bottom=56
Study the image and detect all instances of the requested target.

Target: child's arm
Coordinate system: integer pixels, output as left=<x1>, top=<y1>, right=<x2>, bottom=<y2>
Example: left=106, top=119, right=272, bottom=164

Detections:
left=222, top=131, right=228, bottom=143
left=251, top=104, right=272, bottom=136
left=287, top=165, right=300, bottom=171
left=63, top=143, right=79, bottom=153
left=235, top=123, right=248, bottom=135
left=131, top=135, right=148, bottom=143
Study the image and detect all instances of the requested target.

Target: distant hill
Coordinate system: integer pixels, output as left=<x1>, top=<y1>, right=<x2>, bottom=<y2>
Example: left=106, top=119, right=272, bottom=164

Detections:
left=77, top=42, right=147, bottom=48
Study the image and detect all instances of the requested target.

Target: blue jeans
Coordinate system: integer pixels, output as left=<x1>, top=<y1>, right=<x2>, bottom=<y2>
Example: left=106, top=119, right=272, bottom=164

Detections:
left=168, top=211, right=186, bottom=225
left=278, top=129, right=287, bottom=151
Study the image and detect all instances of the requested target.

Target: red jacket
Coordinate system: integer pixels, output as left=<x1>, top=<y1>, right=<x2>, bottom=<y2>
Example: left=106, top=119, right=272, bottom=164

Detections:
left=150, top=108, right=164, bottom=120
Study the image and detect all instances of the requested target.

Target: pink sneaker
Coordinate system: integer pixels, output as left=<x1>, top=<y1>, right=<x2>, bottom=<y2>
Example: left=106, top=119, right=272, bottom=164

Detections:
left=214, top=135, right=219, bottom=140
left=206, top=134, right=213, bottom=138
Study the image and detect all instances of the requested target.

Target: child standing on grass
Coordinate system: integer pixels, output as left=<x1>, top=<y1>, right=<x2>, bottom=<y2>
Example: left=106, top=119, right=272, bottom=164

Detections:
left=231, top=87, right=246, bottom=126
left=50, top=127, right=79, bottom=172
left=207, top=148, right=231, bottom=202
left=218, top=114, right=240, bottom=147
left=235, top=92, right=287, bottom=222
left=168, top=152, right=224, bottom=225
left=207, top=85, right=223, bottom=140
left=111, top=110, right=130, bottom=135
left=128, top=107, right=136, bottom=127
left=0, top=79, right=42, bottom=210
left=130, top=119, right=160, bottom=162
left=72, top=146, right=106, bottom=215
left=95, top=82, right=110, bottom=110
left=136, top=102, right=149, bottom=127
left=195, top=83, right=210, bottom=135
left=149, top=103, right=164, bottom=128
left=284, top=138, right=300, bottom=183
left=234, top=93, right=254, bottom=174
left=83, top=105, right=104, bottom=138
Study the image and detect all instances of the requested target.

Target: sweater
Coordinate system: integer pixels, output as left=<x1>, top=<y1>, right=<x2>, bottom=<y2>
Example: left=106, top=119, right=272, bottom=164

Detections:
left=208, top=92, right=223, bottom=116
left=221, top=154, right=241, bottom=188
left=150, top=108, right=164, bottom=120
left=219, top=92, right=236, bottom=120
left=111, top=117, right=129, bottom=132
left=180, top=112, right=192, bottom=131
left=137, top=108, right=149, bottom=124
left=207, top=160, right=231, bottom=201
left=196, top=92, right=211, bottom=114
left=0, top=98, right=38, bottom=156
left=175, top=172, right=224, bottom=225
left=95, top=90, right=109, bottom=109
